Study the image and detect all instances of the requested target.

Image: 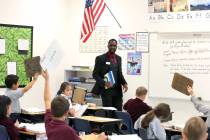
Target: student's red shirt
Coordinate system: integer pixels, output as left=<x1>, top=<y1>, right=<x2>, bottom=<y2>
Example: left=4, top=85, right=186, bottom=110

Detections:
left=123, top=98, right=152, bottom=124
left=0, top=117, right=19, bottom=140
left=45, top=109, right=80, bottom=140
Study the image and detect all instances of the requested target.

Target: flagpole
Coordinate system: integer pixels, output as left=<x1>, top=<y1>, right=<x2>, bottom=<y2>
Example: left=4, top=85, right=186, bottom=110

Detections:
left=105, top=4, right=122, bottom=28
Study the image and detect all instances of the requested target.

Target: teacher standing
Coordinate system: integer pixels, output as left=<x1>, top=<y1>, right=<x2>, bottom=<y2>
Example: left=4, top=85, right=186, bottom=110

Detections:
left=92, top=39, right=128, bottom=111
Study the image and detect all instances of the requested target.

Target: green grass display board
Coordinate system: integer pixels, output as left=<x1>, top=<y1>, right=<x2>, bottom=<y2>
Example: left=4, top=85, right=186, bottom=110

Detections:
left=0, top=24, right=33, bottom=87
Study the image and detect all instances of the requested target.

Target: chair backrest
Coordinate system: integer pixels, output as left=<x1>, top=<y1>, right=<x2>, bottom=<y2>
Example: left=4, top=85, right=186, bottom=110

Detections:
left=138, top=128, right=148, bottom=139
left=94, top=110, right=107, bottom=117
left=72, top=118, right=91, bottom=134
left=0, top=125, right=10, bottom=140
left=72, top=86, right=87, bottom=104
left=115, top=111, right=135, bottom=134
left=207, top=127, right=210, bottom=140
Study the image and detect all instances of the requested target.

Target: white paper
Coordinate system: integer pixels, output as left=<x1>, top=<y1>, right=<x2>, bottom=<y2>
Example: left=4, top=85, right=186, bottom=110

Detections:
left=108, top=134, right=141, bottom=140
left=95, top=117, right=119, bottom=121
left=18, top=39, right=29, bottom=51
left=40, top=40, right=63, bottom=70
left=22, top=107, right=45, bottom=113
left=19, top=123, right=46, bottom=134
left=73, top=104, right=88, bottom=117
left=136, top=32, right=149, bottom=52
left=7, top=62, right=16, bottom=75
left=101, top=107, right=117, bottom=110
left=0, top=39, right=5, bottom=54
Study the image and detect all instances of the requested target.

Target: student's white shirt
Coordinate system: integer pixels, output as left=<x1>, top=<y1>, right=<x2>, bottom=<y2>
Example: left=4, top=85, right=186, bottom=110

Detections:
left=134, top=116, right=166, bottom=140
left=60, top=94, right=72, bottom=108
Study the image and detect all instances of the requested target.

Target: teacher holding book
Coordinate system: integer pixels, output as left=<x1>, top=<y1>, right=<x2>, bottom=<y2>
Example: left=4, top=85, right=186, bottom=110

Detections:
left=92, top=39, right=128, bottom=111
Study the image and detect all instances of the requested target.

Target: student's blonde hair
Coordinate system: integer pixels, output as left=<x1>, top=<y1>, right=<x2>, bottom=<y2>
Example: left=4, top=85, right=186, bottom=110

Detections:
left=183, top=117, right=207, bottom=140
left=136, top=86, right=147, bottom=97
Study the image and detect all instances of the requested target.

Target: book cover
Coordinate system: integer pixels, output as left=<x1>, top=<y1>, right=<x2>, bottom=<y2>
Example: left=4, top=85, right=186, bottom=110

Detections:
left=104, top=71, right=115, bottom=86
left=171, top=72, right=193, bottom=96
left=24, top=56, right=42, bottom=77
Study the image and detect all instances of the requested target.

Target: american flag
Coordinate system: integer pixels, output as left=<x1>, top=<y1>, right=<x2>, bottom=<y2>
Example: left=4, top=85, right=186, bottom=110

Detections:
left=80, top=0, right=106, bottom=43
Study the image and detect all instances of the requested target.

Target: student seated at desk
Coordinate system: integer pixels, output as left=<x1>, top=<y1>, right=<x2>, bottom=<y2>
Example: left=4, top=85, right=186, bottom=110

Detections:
left=57, top=82, right=76, bottom=116
left=182, top=117, right=208, bottom=140
left=134, top=103, right=171, bottom=140
left=4, top=73, right=39, bottom=122
left=0, top=95, right=19, bottom=140
left=42, top=70, right=107, bottom=140
left=187, top=86, right=210, bottom=127
left=123, top=86, right=152, bottom=124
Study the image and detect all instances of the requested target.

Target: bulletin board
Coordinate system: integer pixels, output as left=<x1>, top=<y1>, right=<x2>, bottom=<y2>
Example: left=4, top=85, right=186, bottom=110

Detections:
left=0, top=24, right=33, bottom=87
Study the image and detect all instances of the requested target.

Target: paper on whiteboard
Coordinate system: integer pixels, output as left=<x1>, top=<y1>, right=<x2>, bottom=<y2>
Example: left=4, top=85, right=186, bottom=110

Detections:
left=18, top=39, right=29, bottom=51
left=40, top=40, right=63, bottom=70
left=7, top=62, right=16, bottom=75
left=0, top=39, right=5, bottom=54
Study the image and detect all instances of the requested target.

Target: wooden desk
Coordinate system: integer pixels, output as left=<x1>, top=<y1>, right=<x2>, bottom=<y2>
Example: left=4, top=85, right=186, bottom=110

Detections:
left=80, top=134, right=99, bottom=140
left=85, top=107, right=116, bottom=118
left=80, top=116, right=121, bottom=134
left=18, top=123, right=46, bottom=140
left=79, top=116, right=121, bottom=123
left=19, top=130, right=46, bottom=140
left=163, top=124, right=182, bottom=139
left=69, top=116, right=122, bottom=134
left=80, top=134, right=141, bottom=140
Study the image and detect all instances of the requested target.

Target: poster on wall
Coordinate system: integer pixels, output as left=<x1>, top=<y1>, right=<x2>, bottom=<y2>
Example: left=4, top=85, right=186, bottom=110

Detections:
left=127, top=52, right=142, bottom=75
left=136, top=32, right=149, bottom=53
left=79, top=26, right=109, bottom=53
left=190, top=0, right=210, bottom=11
left=148, top=0, right=188, bottom=13
left=148, top=0, right=210, bottom=22
left=118, top=34, right=136, bottom=50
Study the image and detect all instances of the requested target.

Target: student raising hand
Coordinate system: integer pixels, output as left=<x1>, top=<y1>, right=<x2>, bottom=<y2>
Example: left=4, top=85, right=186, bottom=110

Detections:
left=187, top=85, right=194, bottom=96
left=42, top=70, right=49, bottom=80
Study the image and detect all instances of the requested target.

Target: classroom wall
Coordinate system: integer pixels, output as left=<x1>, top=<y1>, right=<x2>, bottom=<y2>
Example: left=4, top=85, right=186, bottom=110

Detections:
left=0, top=0, right=73, bottom=108
left=1, top=0, right=210, bottom=125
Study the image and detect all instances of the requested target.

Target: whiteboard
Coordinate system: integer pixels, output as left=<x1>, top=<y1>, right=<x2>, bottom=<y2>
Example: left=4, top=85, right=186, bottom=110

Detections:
left=149, top=32, right=210, bottom=100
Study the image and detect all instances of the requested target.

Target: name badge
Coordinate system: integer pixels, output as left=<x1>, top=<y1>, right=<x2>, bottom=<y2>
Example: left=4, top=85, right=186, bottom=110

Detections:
left=106, top=62, right=111, bottom=65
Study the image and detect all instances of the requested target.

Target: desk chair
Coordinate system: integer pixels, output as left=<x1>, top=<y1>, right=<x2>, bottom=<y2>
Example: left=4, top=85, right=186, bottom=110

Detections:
left=138, top=128, right=158, bottom=140
left=0, top=125, right=10, bottom=140
left=94, top=110, right=107, bottom=117
left=114, top=111, right=135, bottom=134
left=72, top=118, right=91, bottom=134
